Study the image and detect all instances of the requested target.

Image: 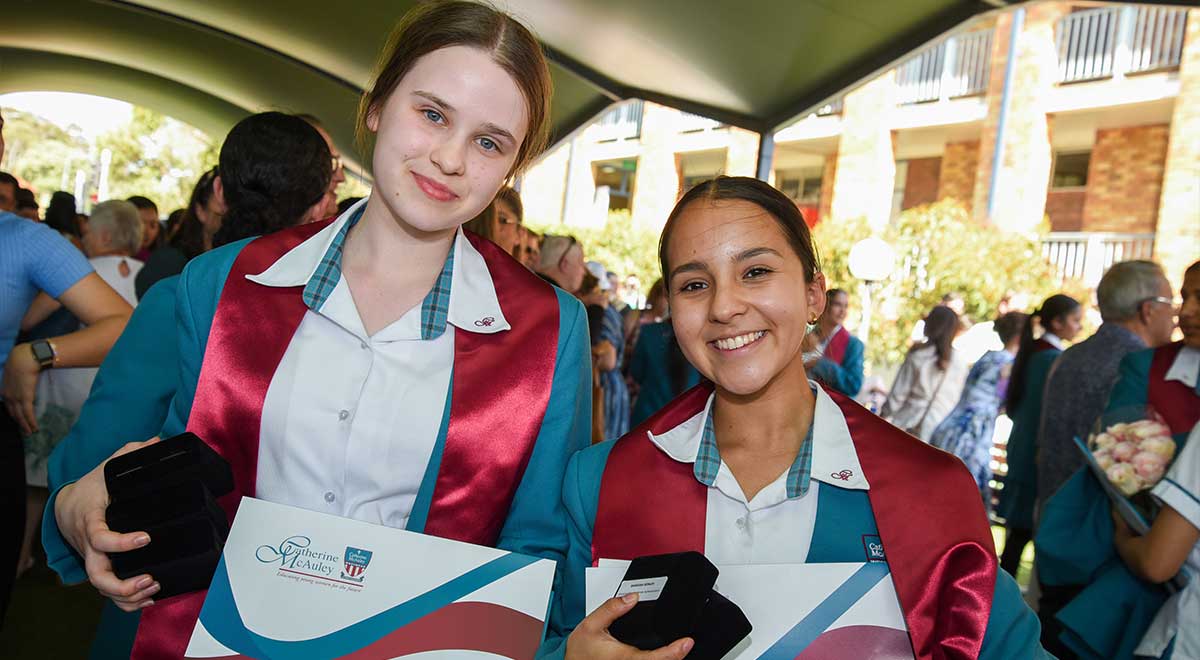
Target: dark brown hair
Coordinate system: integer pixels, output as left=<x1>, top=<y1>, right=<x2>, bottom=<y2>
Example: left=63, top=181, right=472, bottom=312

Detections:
left=912, top=305, right=959, bottom=371
left=658, top=176, right=821, bottom=285
left=1006, top=293, right=1080, bottom=412
left=357, top=1, right=552, bottom=176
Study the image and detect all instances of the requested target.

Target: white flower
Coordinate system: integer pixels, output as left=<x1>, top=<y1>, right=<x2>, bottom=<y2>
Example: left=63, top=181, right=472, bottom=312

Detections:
left=1094, top=449, right=1115, bottom=471
left=1092, top=432, right=1117, bottom=451
left=1138, top=436, right=1176, bottom=460
left=1106, top=463, right=1141, bottom=496
left=1131, top=451, right=1168, bottom=484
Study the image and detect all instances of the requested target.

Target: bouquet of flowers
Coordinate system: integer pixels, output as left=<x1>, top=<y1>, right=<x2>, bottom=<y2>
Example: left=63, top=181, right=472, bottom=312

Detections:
left=1075, top=407, right=1176, bottom=529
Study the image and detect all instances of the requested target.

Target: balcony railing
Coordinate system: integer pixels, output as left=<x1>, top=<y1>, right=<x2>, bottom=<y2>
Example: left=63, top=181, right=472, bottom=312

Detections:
left=594, top=100, right=644, bottom=141
left=896, top=28, right=993, bottom=104
left=677, top=111, right=722, bottom=133
left=1041, top=232, right=1156, bottom=286
left=1057, top=6, right=1188, bottom=83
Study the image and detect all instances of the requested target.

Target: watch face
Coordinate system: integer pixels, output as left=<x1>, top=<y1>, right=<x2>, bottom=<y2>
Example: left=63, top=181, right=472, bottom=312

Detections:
left=32, top=342, right=54, bottom=363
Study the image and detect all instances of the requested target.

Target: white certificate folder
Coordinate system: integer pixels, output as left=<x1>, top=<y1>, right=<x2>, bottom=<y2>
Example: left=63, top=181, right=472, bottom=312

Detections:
left=587, top=560, right=914, bottom=660
left=184, top=497, right=555, bottom=659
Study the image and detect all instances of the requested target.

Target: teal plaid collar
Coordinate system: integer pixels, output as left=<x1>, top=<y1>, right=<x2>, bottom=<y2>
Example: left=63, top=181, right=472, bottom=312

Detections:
left=300, top=204, right=456, bottom=341
left=694, top=390, right=816, bottom=499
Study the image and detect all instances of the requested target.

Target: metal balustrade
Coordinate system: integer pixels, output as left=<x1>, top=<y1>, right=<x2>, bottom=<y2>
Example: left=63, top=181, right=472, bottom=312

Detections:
left=896, top=28, right=993, bottom=104
left=1041, top=232, right=1156, bottom=286
left=1057, top=6, right=1187, bottom=83
left=594, top=99, right=644, bottom=141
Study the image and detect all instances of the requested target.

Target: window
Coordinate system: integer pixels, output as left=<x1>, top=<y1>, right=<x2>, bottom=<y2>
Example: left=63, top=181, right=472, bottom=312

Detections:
left=1052, top=152, right=1091, bottom=189
left=776, top=167, right=824, bottom=204
left=593, top=159, right=637, bottom=211
left=676, top=149, right=727, bottom=198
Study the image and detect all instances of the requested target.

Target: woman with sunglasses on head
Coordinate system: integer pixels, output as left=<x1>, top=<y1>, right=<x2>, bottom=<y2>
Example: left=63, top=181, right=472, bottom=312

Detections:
left=49, top=4, right=590, bottom=658
left=548, top=177, right=1049, bottom=660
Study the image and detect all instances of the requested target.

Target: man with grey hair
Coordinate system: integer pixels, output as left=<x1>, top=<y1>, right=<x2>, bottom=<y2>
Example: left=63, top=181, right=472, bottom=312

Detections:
left=535, top=234, right=586, bottom=294
left=1033, top=259, right=1174, bottom=655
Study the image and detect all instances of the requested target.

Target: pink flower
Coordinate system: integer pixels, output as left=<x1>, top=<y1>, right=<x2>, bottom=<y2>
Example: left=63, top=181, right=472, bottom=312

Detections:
left=1094, top=449, right=1115, bottom=471
left=1111, top=441, right=1137, bottom=462
left=1131, top=451, right=1167, bottom=484
left=1106, top=463, right=1141, bottom=496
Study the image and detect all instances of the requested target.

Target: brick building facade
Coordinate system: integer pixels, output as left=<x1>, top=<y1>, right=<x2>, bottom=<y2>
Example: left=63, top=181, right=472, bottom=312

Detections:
left=520, top=3, right=1199, bottom=287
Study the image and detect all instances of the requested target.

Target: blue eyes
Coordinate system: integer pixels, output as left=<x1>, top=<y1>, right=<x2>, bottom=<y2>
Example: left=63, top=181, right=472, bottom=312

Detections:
left=421, top=108, right=502, bottom=154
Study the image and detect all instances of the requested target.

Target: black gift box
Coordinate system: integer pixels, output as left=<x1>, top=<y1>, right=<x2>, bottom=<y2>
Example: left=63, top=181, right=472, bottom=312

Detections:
left=104, top=432, right=234, bottom=600
left=609, top=552, right=751, bottom=659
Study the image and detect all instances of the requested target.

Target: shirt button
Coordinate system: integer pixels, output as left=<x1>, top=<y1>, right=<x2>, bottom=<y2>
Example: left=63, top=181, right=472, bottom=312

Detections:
left=324, top=491, right=336, bottom=503
left=735, top=517, right=748, bottom=531
left=338, top=409, right=350, bottom=421
left=360, top=341, right=368, bottom=350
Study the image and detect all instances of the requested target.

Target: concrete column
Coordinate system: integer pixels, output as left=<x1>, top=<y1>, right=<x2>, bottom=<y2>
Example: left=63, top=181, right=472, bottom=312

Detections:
left=1156, top=9, right=1200, bottom=288
left=973, top=5, right=1068, bottom=232
left=830, top=71, right=897, bottom=231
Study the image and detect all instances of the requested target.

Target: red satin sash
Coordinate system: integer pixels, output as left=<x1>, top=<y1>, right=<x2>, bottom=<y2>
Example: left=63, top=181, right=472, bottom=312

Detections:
left=132, top=226, right=560, bottom=659
left=1148, top=341, right=1200, bottom=435
left=824, top=326, right=851, bottom=364
left=592, top=384, right=996, bottom=660
left=422, top=233, right=559, bottom=543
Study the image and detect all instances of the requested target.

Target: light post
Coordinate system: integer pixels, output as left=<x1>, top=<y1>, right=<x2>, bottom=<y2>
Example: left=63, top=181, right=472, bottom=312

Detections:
left=847, top=237, right=896, bottom=349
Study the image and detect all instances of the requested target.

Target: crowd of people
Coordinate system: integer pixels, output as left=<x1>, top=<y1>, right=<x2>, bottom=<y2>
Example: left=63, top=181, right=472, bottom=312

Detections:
left=1, top=2, right=1197, bottom=659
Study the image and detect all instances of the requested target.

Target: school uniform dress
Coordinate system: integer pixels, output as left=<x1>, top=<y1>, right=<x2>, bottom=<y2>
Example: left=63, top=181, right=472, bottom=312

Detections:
left=996, top=334, right=1064, bottom=532
left=41, top=199, right=592, bottom=659
left=809, top=325, right=865, bottom=397
left=1036, top=341, right=1200, bottom=659
left=541, top=381, right=1048, bottom=659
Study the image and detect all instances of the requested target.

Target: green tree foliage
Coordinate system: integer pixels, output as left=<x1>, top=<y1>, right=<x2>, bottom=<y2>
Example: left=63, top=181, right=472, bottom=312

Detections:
left=0, top=109, right=89, bottom=199
left=95, top=107, right=215, bottom=212
left=0, top=104, right=215, bottom=214
left=815, top=200, right=1085, bottom=368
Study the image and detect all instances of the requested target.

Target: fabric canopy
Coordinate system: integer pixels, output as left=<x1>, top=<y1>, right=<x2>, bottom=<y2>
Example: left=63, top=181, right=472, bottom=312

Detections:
left=1, top=0, right=1185, bottom=170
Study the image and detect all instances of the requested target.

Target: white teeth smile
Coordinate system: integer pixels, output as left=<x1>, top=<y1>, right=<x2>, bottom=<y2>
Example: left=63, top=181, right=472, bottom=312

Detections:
left=713, top=331, right=766, bottom=351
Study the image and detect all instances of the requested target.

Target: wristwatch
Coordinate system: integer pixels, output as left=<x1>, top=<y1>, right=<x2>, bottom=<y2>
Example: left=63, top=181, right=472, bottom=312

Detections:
left=30, top=340, right=56, bottom=370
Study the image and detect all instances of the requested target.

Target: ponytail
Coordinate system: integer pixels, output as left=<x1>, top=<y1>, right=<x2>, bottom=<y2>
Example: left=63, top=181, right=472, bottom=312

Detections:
left=1005, top=293, right=1079, bottom=411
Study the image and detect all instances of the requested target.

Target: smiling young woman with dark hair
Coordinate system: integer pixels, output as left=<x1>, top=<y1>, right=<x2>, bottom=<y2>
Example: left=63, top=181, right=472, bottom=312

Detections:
left=548, top=176, right=1050, bottom=660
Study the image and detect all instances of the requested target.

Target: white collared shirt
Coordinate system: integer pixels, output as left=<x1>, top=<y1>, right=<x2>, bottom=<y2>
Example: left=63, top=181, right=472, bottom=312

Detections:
left=1165, top=345, right=1200, bottom=390
left=247, top=198, right=509, bottom=530
left=644, top=383, right=869, bottom=565
left=1041, top=332, right=1065, bottom=351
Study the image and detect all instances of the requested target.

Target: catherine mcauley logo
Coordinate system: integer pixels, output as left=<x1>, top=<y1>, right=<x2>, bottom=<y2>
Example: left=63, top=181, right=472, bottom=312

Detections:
left=256, top=535, right=372, bottom=588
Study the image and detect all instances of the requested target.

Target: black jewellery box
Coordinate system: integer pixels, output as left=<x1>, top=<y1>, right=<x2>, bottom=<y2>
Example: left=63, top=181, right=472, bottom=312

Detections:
left=104, top=432, right=234, bottom=600
left=609, top=552, right=752, bottom=660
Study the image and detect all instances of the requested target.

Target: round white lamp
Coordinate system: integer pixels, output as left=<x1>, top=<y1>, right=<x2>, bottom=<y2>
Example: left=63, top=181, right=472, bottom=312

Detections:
left=847, top=237, right=896, bottom=349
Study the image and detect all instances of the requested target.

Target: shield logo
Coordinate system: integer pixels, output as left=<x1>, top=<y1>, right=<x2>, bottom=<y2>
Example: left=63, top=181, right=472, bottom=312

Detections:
left=341, top=547, right=373, bottom=582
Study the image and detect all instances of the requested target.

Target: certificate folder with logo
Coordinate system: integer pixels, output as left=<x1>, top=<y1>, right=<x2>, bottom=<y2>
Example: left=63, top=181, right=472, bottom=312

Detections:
left=588, top=560, right=914, bottom=660
left=184, top=497, right=555, bottom=660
